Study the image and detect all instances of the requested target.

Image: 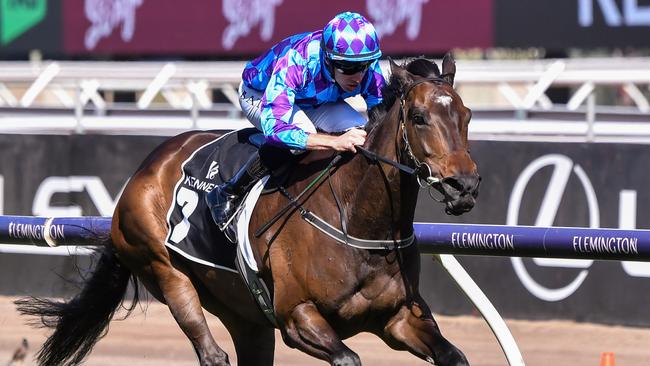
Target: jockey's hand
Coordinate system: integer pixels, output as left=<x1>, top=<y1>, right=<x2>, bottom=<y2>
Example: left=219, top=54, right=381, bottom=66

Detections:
left=306, top=128, right=367, bottom=153
left=334, top=128, right=367, bottom=152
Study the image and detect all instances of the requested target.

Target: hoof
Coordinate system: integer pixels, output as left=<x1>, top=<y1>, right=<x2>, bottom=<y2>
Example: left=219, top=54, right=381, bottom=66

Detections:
left=200, top=350, right=230, bottom=366
left=437, top=346, right=469, bottom=366
left=331, top=350, right=361, bottom=366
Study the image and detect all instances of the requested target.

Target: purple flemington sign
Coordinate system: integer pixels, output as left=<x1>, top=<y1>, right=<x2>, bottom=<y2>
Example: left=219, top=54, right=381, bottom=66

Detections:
left=415, top=223, right=650, bottom=261
left=1, top=215, right=650, bottom=261
left=0, top=216, right=111, bottom=247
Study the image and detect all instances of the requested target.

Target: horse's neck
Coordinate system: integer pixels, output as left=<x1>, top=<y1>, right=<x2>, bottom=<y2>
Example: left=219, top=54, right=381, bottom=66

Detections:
left=339, top=103, right=419, bottom=239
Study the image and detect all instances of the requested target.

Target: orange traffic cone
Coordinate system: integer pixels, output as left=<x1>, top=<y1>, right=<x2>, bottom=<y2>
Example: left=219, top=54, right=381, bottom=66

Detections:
left=599, top=352, right=616, bottom=366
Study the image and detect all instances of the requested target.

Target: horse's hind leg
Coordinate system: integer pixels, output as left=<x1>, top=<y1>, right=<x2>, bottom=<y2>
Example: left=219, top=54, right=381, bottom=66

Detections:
left=112, top=131, right=235, bottom=365
left=379, top=298, right=469, bottom=366
left=114, top=223, right=230, bottom=365
left=150, top=261, right=232, bottom=366
left=280, top=302, right=361, bottom=366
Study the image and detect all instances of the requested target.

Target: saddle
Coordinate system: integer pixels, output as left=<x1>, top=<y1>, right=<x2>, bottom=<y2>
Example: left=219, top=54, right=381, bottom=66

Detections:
left=164, top=128, right=259, bottom=269
left=163, top=128, right=283, bottom=326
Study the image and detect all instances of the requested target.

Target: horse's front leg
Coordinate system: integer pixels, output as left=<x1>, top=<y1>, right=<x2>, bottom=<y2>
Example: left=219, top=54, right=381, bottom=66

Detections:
left=279, top=301, right=361, bottom=366
left=380, top=298, right=469, bottom=366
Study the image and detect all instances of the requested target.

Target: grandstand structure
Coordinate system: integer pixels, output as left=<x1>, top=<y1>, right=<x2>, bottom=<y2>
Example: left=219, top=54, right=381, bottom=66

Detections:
left=1, top=57, right=649, bottom=142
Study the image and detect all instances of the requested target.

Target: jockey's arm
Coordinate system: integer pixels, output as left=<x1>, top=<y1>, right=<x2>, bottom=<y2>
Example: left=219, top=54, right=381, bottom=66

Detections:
left=311, top=61, right=383, bottom=153
left=305, top=129, right=366, bottom=153
left=260, top=51, right=367, bottom=153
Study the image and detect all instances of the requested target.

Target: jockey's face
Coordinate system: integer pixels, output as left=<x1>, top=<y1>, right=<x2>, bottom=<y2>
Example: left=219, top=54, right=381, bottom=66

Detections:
left=329, top=59, right=371, bottom=93
left=334, top=68, right=366, bottom=92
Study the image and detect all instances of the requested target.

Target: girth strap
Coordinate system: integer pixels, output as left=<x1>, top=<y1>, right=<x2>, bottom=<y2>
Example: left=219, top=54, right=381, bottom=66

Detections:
left=235, top=242, right=278, bottom=327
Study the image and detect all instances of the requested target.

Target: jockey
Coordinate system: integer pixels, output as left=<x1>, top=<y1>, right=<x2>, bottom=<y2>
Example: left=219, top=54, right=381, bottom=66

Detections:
left=206, top=11, right=386, bottom=230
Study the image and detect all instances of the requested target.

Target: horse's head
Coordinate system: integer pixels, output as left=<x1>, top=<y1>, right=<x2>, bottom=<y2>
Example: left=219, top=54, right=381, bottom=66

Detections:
left=389, top=55, right=480, bottom=215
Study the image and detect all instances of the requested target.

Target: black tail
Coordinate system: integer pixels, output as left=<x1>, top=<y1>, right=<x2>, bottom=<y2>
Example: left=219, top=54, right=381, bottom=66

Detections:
left=15, top=246, right=140, bottom=366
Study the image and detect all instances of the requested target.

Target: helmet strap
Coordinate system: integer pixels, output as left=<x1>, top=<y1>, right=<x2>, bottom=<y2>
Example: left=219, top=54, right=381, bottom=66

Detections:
left=322, top=54, right=336, bottom=82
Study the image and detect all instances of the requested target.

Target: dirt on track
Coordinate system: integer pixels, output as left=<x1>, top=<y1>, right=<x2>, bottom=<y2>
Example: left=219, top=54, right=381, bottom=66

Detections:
left=1, top=296, right=649, bottom=366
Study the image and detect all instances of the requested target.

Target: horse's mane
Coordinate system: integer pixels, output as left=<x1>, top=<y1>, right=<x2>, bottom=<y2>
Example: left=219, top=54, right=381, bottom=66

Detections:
left=367, top=57, right=441, bottom=130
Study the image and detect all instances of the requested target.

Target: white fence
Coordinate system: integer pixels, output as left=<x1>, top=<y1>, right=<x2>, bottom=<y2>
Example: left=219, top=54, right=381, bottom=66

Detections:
left=1, top=58, right=649, bottom=141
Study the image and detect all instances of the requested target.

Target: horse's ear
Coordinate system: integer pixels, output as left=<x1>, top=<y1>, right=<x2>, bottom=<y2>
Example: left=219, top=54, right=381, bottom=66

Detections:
left=388, top=57, right=413, bottom=89
left=441, top=53, right=456, bottom=86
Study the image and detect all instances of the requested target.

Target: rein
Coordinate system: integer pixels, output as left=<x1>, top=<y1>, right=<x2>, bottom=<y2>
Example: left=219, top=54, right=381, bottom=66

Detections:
left=356, top=145, right=415, bottom=175
left=254, top=152, right=415, bottom=249
left=254, top=154, right=342, bottom=238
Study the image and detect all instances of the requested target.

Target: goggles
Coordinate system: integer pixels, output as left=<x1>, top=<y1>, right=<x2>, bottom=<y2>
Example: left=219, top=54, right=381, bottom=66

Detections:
left=329, top=59, right=372, bottom=75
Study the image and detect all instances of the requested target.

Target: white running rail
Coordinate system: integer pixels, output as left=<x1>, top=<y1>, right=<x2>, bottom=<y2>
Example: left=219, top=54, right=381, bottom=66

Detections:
left=0, top=58, right=648, bottom=111
left=0, top=58, right=649, bottom=142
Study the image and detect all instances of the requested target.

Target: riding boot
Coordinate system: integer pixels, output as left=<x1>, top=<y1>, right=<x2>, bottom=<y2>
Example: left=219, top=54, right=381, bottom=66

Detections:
left=206, top=152, right=268, bottom=230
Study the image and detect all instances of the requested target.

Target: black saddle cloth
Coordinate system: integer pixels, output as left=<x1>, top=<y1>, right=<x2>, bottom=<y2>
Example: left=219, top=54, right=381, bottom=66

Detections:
left=164, top=128, right=260, bottom=271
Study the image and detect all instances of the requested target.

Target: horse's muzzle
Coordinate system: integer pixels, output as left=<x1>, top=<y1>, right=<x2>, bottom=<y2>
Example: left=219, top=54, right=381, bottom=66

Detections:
left=440, top=173, right=481, bottom=216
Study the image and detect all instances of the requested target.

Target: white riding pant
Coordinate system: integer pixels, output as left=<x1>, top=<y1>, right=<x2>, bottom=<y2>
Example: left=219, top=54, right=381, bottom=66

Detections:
left=238, top=82, right=366, bottom=134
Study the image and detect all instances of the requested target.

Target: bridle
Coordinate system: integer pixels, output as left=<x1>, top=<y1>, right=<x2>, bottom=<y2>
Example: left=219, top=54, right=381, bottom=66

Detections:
left=358, top=76, right=454, bottom=200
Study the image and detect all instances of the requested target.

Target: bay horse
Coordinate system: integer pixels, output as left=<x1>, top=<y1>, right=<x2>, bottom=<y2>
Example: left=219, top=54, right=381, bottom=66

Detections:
left=17, top=55, right=480, bottom=366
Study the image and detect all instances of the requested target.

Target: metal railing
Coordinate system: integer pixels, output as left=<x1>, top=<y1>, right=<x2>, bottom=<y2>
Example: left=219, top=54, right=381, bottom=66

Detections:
left=0, top=58, right=649, bottom=141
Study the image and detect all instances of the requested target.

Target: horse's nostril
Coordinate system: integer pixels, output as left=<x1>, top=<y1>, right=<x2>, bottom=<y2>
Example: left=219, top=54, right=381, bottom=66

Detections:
left=442, top=177, right=463, bottom=193
left=443, top=175, right=480, bottom=196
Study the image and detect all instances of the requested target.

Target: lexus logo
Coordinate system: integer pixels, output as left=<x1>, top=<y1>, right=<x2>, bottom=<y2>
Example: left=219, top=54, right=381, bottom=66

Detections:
left=508, top=154, right=650, bottom=302
left=508, top=154, right=598, bottom=302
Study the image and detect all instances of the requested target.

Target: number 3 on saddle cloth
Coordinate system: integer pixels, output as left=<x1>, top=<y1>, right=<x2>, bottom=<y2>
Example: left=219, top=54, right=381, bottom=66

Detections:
left=164, top=128, right=278, bottom=274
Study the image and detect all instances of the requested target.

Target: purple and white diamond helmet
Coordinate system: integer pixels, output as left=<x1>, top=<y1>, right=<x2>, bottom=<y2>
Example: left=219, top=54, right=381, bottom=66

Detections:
left=321, top=12, right=382, bottom=62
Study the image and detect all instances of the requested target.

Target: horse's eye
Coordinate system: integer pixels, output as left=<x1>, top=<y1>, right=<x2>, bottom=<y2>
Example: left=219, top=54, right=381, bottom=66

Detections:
left=412, top=114, right=426, bottom=125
